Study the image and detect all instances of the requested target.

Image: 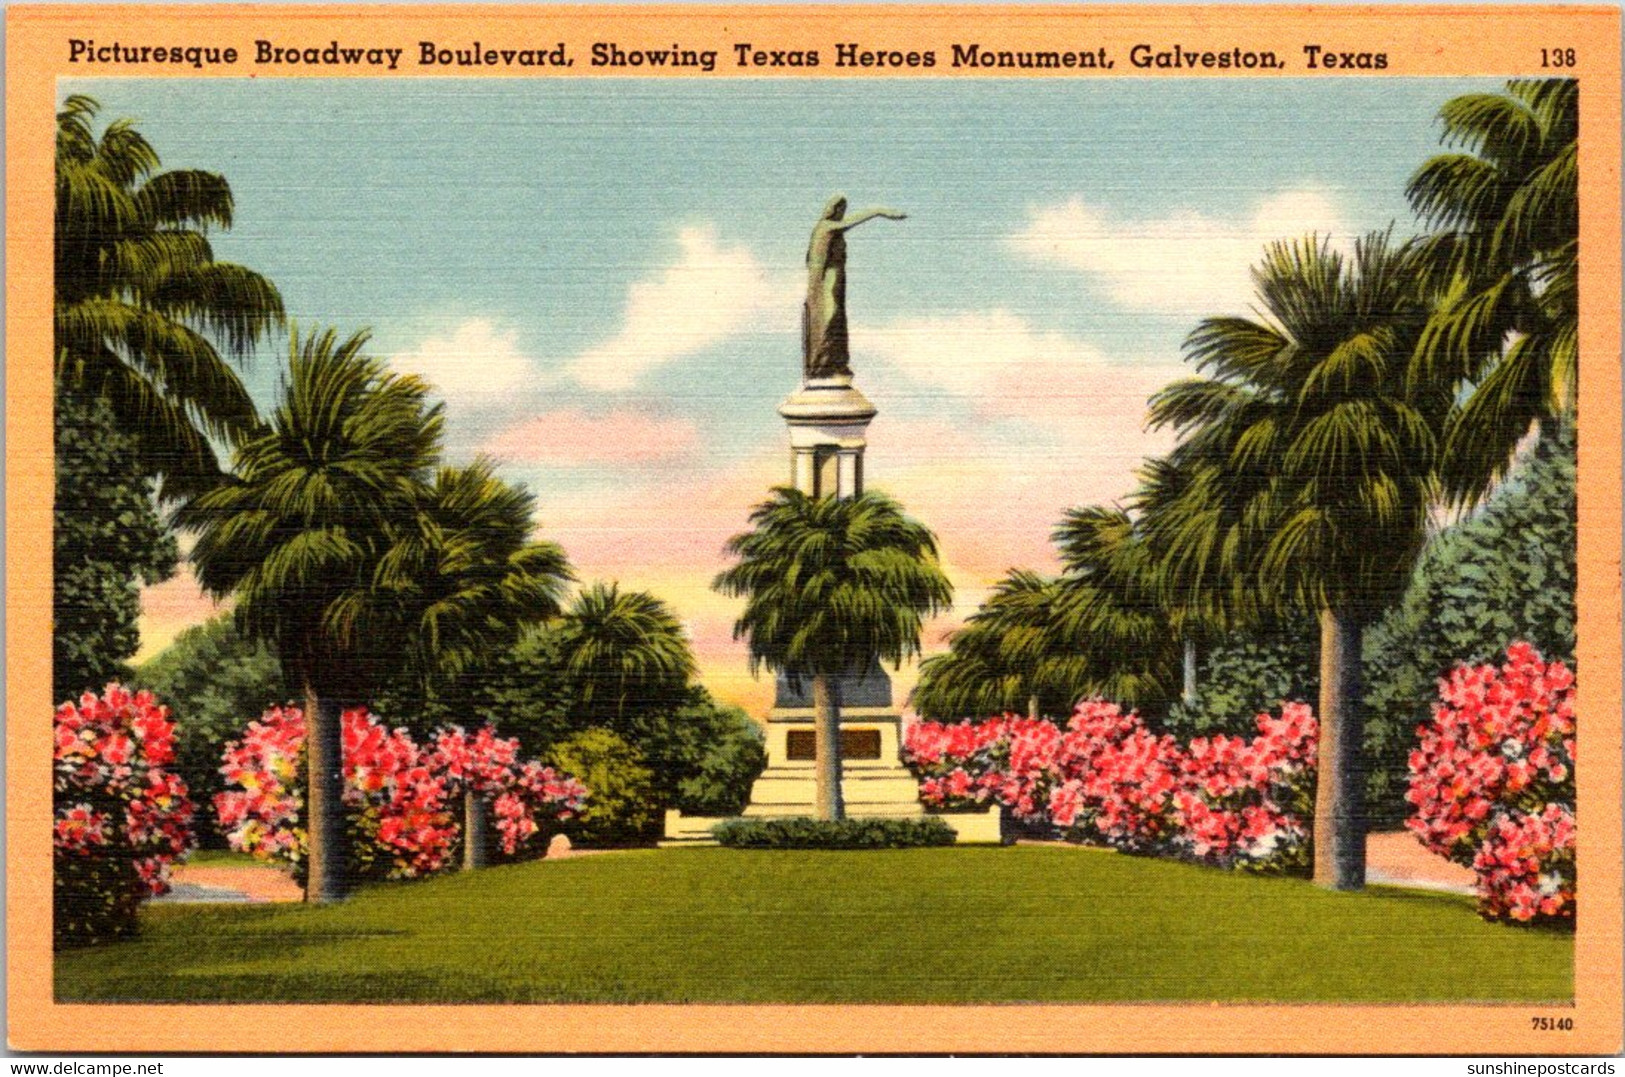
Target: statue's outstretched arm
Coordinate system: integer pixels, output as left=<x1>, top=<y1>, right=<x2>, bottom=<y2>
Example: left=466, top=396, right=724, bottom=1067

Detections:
left=834, top=207, right=907, bottom=232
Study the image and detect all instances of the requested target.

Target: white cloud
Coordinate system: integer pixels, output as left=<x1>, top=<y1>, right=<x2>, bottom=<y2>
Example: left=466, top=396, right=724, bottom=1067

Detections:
left=566, top=224, right=796, bottom=392
left=863, top=309, right=1185, bottom=422
left=1008, top=190, right=1352, bottom=316
left=391, top=318, right=536, bottom=398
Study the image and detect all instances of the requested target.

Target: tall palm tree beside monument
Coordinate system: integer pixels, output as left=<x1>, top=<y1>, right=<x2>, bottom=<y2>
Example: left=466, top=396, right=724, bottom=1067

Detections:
left=1148, top=232, right=1450, bottom=890
left=182, top=328, right=442, bottom=902
left=1406, top=77, right=1578, bottom=504
left=55, top=94, right=284, bottom=497
left=715, top=488, right=952, bottom=820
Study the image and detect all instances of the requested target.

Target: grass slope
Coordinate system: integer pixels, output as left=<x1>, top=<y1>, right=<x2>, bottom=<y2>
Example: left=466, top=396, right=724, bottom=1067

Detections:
left=56, top=846, right=1571, bottom=1003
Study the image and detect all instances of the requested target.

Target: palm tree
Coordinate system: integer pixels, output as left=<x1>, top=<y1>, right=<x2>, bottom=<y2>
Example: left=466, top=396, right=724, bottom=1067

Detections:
left=55, top=95, right=284, bottom=498
left=367, top=460, right=574, bottom=869
left=912, top=569, right=1088, bottom=720
left=555, top=582, right=697, bottom=729
left=1148, top=232, right=1451, bottom=890
left=1406, top=78, right=1578, bottom=504
left=181, top=327, right=442, bottom=902
left=714, top=488, right=953, bottom=820
left=1053, top=505, right=1191, bottom=712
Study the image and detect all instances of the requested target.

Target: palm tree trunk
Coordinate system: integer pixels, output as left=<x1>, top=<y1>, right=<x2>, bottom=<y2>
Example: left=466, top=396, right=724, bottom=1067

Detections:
left=462, top=789, right=488, bottom=871
left=1312, top=608, right=1366, bottom=890
left=304, top=687, right=348, bottom=903
left=1027, top=694, right=1040, bottom=721
left=811, top=672, right=845, bottom=821
left=1182, top=638, right=1199, bottom=708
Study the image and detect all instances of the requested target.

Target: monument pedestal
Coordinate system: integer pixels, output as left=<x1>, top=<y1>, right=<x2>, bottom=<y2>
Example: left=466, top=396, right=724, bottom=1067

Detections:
left=661, top=371, right=1000, bottom=844
left=743, top=664, right=924, bottom=819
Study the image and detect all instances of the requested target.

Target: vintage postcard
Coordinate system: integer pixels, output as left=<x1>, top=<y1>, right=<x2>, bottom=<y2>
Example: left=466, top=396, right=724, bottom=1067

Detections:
left=7, top=2, right=1622, bottom=1056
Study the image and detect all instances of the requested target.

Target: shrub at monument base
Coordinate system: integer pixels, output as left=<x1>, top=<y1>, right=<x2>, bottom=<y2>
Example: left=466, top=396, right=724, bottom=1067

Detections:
left=1407, top=642, right=1576, bottom=926
left=712, top=816, right=956, bottom=849
left=904, top=700, right=1316, bottom=873
left=215, top=706, right=587, bottom=885
left=54, top=684, right=197, bottom=948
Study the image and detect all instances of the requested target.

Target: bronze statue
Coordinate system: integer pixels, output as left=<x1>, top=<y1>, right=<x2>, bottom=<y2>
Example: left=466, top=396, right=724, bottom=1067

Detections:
left=802, top=195, right=906, bottom=380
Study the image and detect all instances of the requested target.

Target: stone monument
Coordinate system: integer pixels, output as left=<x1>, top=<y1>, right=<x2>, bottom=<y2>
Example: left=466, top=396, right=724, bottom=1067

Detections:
left=662, top=197, right=999, bottom=844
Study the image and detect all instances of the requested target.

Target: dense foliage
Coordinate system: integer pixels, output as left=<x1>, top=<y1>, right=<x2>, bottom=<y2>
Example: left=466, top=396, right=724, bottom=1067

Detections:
left=1407, top=642, right=1575, bottom=925
left=712, top=816, right=956, bottom=849
left=54, top=389, right=178, bottom=702
left=1163, top=629, right=1319, bottom=738
left=215, top=705, right=587, bottom=884
left=1407, top=79, right=1577, bottom=505
left=55, top=95, right=284, bottom=498
left=905, top=700, right=1318, bottom=873
left=54, top=684, right=196, bottom=947
left=381, top=630, right=766, bottom=824
left=545, top=728, right=657, bottom=845
left=134, top=616, right=284, bottom=844
left=1363, top=427, right=1576, bottom=825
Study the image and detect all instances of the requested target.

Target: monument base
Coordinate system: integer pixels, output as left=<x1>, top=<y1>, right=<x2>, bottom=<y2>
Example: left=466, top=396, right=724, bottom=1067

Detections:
left=661, top=664, right=1005, bottom=846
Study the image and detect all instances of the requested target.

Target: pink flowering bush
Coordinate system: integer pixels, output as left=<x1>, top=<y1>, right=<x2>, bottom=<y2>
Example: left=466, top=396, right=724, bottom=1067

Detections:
left=1407, top=642, right=1576, bottom=925
left=430, top=725, right=589, bottom=857
left=216, top=706, right=588, bottom=886
left=54, top=683, right=196, bottom=947
left=905, top=699, right=1317, bottom=873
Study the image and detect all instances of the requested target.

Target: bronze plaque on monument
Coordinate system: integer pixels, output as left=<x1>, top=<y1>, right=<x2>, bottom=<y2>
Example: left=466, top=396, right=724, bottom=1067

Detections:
left=785, top=729, right=882, bottom=760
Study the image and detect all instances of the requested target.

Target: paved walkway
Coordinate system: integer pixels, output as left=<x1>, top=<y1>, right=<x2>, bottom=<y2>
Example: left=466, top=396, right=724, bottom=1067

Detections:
left=1365, top=830, right=1475, bottom=894
left=154, top=862, right=304, bottom=904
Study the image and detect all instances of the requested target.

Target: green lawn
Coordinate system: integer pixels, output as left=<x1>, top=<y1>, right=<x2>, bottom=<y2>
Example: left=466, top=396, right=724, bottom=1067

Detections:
left=56, top=846, right=1571, bottom=1003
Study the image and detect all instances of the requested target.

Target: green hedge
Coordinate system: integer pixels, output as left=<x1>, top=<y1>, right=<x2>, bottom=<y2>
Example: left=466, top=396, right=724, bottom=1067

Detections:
left=712, top=816, right=956, bottom=849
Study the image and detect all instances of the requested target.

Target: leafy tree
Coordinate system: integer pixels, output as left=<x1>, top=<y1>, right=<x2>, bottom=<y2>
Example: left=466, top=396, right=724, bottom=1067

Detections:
left=1362, top=424, right=1576, bottom=824
left=1163, top=627, right=1319, bottom=738
left=376, top=627, right=765, bottom=820
left=55, top=95, right=283, bottom=499
left=181, top=327, right=442, bottom=902
left=368, top=460, right=573, bottom=696
left=1407, top=78, right=1577, bottom=505
left=624, top=685, right=766, bottom=817
left=360, top=461, right=573, bottom=868
left=1148, top=232, right=1450, bottom=889
left=134, top=615, right=285, bottom=844
left=379, top=623, right=579, bottom=748
left=54, top=388, right=178, bottom=702
left=546, top=728, right=658, bottom=845
left=715, top=488, right=953, bottom=820
left=912, top=569, right=1087, bottom=720
left=555, top=583, right=695, bottom=727
left=1052, top=505, right=1189, bottom=715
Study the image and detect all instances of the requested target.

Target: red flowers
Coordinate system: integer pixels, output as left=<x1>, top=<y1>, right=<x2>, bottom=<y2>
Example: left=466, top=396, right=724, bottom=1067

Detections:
left=53, top=684, right=197, bottom=946
left=1407, top=642, right=1576, bottom=925
left=215, top=706, right=589, bottom=882
left=905, top=700, right=1317, bottom=872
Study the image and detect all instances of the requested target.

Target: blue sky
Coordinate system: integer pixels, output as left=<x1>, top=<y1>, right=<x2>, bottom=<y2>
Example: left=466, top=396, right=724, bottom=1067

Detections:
left=86, top=75, right=1498, bottom=705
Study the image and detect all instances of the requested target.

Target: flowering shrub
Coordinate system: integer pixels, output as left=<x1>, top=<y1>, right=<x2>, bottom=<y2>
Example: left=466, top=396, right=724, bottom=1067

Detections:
left=344, top=710, right=458, bottom=879
left=215, top=704, right=306, bottom=869
left=430, top=725, right=589, bottom=857
left=1407, top=642, right=1576, bottom=925
left=216, top=706, right=588, bottom=886
left=54, top=684, right=196, bottom=947
left=904, top=699, right=1317, bottom=873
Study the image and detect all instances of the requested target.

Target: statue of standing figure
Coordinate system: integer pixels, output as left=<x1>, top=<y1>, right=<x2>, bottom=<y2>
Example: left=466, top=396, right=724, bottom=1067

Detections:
left=803, top=195, right=906, bottom=381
